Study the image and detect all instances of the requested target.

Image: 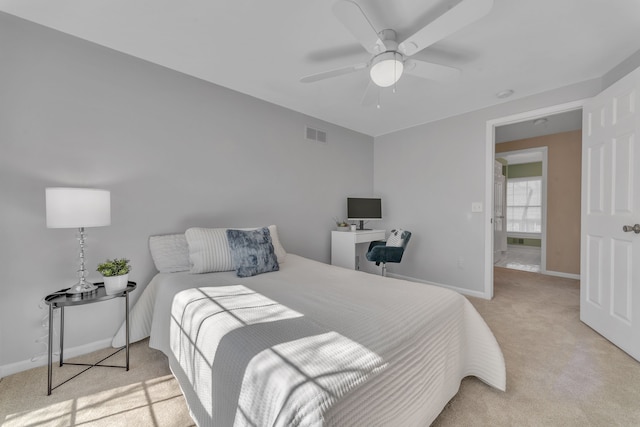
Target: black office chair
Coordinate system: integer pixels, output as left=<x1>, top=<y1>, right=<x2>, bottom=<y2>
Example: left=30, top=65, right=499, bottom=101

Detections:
left=366, top=229, right=412, bottom=276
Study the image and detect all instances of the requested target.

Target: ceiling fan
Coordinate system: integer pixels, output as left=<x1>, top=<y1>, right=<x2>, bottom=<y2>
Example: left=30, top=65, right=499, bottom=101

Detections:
left=301, top=0, right=494, bottom=104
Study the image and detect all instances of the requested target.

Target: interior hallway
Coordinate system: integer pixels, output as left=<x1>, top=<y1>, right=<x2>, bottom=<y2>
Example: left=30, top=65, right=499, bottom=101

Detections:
left=494, top=244, right=541, bottom=273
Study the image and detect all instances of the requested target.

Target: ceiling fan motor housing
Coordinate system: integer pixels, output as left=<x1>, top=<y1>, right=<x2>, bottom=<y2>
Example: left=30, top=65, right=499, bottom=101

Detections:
left=373, top=29, right=399, bottom=53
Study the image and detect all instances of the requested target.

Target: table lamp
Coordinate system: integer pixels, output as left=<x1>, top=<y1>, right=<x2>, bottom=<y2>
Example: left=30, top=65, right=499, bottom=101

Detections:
left=46, top=187, right=111, bottom=294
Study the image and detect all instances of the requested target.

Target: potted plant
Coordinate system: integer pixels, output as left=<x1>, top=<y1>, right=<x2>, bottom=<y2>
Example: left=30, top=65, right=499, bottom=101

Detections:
left=334, top=218, right=351, bottom=231
left=97, top=258, right=131, bottom=295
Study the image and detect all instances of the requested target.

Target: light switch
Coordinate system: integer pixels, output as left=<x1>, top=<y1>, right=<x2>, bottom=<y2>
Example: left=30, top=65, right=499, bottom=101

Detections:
left=471, top=202, right=483, bottom=213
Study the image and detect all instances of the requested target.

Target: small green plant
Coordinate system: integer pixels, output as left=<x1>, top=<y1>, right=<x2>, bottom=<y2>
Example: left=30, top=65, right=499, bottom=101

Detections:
left=97, top=258, right=131, bottom=277
left=334, top=217, right=349, bottom=227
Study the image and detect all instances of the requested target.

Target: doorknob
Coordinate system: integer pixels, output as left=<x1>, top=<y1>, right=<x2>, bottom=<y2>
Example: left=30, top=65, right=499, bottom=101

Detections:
left=622, top=224, right=640, bottom=234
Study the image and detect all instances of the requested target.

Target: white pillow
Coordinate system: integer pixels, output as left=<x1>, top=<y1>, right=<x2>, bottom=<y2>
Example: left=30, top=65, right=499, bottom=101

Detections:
left=185, top=225, right=287, bottom=274
left=386, top=229, right=405, bottom=247
left=149, top=234, right=191, bottom=273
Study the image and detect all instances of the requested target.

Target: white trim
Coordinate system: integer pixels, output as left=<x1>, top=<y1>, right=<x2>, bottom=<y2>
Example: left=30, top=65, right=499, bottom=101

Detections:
left=506, top=176, right=542, bottom=182
left=541, top=148, right=549, bottom=272
left=499, top=147, right=548, bottom=272
left=388, top=272, right=489, bottom=299
left=487, top=99, right=587, bottom=128
left=0, top=338, right=112, bottom=378
left=507, top=232, right=542, bottom=239
left=485, top=99, right=588, bottom=299
left=542, top=270, right=580, bottom=280
left=484, top=117, right=495, bottom=299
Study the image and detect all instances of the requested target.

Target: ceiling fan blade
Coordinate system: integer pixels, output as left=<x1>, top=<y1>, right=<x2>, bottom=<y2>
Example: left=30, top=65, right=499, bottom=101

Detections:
left=300, top=62, right=368, bottom=83
left=361, top=81, right=379, bottom=107
left=332, top=0, right=384, bottom=55
left=398, top=0, right=493, bottom=57
left=306, top=43, right=368, bottom=63
left=404, top=59, right=461, bottom=83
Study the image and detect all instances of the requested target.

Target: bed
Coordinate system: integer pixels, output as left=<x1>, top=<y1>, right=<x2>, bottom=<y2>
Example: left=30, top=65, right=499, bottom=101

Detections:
left=112, top=227, right=505, bottom=426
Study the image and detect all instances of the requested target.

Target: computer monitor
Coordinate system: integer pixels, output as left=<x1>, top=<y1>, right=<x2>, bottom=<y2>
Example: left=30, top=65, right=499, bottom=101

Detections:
left=347, top=197, right=382, bottom=230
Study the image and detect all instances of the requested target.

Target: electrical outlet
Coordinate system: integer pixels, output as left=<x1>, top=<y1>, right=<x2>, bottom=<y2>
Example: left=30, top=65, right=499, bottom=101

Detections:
left=471, top=202, right=483, bottom=213
left=457, top=256, right=464, bottom=270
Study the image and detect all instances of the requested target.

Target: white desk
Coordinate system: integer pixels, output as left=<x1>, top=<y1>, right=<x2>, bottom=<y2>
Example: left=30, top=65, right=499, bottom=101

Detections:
left=331, top=229, right=386, bottom=270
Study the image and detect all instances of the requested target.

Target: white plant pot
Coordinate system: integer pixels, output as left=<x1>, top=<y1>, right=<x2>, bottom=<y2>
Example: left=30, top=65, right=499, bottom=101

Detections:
left=103, top=274, right=129, bottom=295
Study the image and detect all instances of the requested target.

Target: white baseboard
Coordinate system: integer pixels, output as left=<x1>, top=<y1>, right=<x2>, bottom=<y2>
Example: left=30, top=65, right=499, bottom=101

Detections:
left=542, top=270, right=580, bottom=280
left=387, top=272, right=490, bottom=300
left=0, top=338, right=112, bottom=379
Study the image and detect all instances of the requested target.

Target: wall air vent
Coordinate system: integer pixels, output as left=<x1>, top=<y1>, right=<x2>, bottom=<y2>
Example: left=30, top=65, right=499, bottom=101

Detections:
left=305, top=126, right=327, bottom=143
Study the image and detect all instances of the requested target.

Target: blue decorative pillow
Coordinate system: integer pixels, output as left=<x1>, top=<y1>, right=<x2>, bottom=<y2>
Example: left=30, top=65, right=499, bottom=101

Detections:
left=226, top=227, right=279, bottom=277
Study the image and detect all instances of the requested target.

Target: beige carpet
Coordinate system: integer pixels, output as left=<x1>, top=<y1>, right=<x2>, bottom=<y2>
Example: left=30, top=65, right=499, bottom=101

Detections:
left=2, top=268, right=640, bottom=426
left=0, top=341, right=193, bottom=427
left=435, top=267, right=640, bottom=426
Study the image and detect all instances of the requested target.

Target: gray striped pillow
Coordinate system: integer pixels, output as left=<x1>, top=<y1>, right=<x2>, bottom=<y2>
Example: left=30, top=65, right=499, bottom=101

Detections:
left=185, top=227, right=234, bottom=273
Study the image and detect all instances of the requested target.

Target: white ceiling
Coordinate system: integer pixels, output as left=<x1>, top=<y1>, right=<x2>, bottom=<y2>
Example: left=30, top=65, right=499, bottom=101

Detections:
left=2, top=0, right=640, bottom=137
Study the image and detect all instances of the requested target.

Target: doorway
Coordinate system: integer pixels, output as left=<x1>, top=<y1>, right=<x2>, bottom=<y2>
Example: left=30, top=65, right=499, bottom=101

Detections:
left=483, top=100, right=586, bottom=299
left=494, top=146, right=547, bottom=273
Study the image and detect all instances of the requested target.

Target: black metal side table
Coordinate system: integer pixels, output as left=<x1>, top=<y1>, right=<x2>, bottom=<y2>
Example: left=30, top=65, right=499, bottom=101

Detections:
left=44, top=281, right=136, bottom=395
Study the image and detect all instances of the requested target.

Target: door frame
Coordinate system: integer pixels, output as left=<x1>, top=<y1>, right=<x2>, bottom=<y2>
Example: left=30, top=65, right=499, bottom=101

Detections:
left=494, top=146, right=548, bottom=273
left=483, top=99, right=587, bottom=299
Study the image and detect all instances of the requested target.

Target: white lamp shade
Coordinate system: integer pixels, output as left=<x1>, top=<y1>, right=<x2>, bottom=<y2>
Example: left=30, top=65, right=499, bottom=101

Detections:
left=46, top=187, right=111, bottom=228
left=370, top=52, right=404, bottom=88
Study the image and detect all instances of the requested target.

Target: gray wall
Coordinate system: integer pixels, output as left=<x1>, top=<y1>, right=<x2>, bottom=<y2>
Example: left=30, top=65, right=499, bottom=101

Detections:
left=0, top=13, right=373, bottom=374
left=373, top=79, right=601, bottom=295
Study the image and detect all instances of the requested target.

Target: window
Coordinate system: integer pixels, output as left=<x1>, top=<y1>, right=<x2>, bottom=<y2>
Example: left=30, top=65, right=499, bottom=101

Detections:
left=506, top=177, right=541, bottom=233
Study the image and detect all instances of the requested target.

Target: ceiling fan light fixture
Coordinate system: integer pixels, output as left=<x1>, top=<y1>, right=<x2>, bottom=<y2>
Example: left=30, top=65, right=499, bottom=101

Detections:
left=370, top=52, right=404, bottom=87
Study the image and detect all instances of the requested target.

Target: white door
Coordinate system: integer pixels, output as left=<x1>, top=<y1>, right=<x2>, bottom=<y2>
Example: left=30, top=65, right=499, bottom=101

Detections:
left=581, top=66, right=640, bottom=362
left=494, top=161, right=507, bottom=259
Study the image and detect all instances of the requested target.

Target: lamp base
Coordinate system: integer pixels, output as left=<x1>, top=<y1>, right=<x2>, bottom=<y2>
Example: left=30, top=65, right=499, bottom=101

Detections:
left=66, top=280, right=98, bottom=295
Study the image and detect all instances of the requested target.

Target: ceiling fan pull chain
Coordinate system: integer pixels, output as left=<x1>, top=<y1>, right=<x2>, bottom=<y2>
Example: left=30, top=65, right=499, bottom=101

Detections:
left=393, top=60, right=397, bottom=93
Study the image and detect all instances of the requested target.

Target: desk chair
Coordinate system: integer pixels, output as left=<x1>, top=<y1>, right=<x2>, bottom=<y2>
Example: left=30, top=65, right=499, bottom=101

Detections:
left=366, top=229, right=411, bottom=276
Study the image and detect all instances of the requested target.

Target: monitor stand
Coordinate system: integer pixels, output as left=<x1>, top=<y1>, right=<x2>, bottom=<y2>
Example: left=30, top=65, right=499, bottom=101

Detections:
left=357, top=220, right=370, bottom=231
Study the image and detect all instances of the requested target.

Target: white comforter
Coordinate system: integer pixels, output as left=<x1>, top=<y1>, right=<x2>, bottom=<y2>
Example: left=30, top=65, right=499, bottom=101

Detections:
left=113, top=254, right=505, bottom=426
